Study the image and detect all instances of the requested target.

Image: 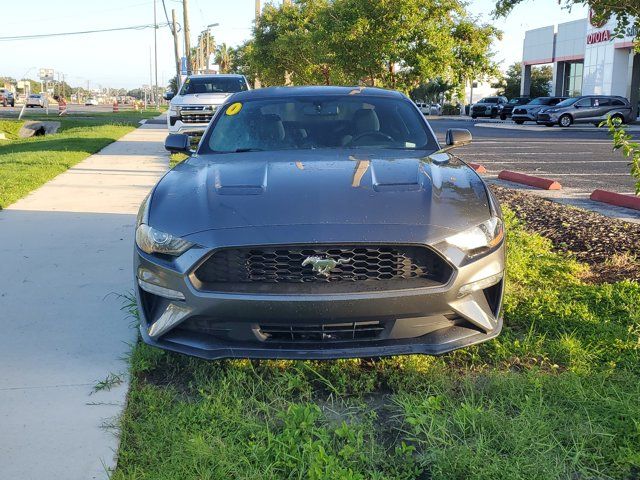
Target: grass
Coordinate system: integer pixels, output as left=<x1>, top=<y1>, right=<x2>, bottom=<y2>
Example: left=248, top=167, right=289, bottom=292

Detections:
left=113, top=210, right=640, bottom=480
left=0, top=111, right=162, bottom=209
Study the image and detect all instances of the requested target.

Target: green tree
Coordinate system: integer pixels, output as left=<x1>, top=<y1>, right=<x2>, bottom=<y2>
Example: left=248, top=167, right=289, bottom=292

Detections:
left=494, top=63, right=552, bottom=99
left=215, top=43, right=234, bottom=74
left=410, top=79, right=454, bottom=102
left=247, top=0, right=501, bottom=92
left=493, top=0, right=639, bottom=46
left=168, top=75, right=179, bottom=94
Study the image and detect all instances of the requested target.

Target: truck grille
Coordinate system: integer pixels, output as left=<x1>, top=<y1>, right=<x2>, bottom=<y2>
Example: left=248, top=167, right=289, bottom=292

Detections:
left=259, top=321, right=385, bottom=342
left=513, top=108, right=526, bottom=115
left=193, top=245, right=453, bottom=293
left=179, top=105, right=215, bottom=124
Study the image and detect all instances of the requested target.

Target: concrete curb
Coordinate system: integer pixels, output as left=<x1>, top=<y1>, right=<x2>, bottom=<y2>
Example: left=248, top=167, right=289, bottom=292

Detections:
left=590, top=189, right=640, bottom=211
left=498, top=170, right=562, bottom=190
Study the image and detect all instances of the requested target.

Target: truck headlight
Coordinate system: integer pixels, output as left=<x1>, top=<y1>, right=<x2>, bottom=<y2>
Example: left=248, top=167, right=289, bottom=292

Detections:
left=445, top=217, right=504, bottom=258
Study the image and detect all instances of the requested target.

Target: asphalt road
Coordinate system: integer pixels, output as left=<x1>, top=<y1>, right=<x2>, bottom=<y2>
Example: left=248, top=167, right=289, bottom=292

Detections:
left=429, top=117, right=638, bottom=196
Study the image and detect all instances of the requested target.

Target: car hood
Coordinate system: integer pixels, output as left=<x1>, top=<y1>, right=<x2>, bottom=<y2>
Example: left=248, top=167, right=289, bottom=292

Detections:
left=148, top=150, right=491, bottom=239
left=473, top=102, right=498, bottom=107
left=171, top=92, right=232, bottom=107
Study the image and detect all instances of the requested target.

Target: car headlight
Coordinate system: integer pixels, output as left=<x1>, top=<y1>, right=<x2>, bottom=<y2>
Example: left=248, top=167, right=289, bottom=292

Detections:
left=545, top=108, right=559, bottom=113
left=445, top=217, right=504, bottom=258
left=136, top=224, right=193, bottom=256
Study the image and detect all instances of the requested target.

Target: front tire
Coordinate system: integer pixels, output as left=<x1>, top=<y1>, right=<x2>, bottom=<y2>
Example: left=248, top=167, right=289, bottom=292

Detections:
left=514, top=119, right=524, bottom=125
left=610, top=113, right=625, bottom=125
left=500, top=114, right=507, bottom=120
left=471, top=115, right=477, bottom=119
left=559, top=114, right=572, bottom=127
left=544, top=123, right=554, bottom=127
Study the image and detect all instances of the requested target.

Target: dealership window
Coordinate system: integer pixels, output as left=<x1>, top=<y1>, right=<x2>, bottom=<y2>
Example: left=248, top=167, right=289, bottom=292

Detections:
left=563, top=62, right=583, bottom=97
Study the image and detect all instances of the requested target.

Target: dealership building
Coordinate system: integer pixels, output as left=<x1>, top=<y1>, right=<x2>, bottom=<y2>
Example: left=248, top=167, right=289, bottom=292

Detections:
left=521, top=15, right=639, bottom=115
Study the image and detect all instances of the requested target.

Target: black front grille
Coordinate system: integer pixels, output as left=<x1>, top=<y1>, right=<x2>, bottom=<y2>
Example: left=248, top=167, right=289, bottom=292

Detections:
left=537, top=113, right=551, bottom=121
left=259, top=321, right=385, bottom=342
left=513, top=108, right=526, bottom=115
left=193, top=245, right=453, bottom=293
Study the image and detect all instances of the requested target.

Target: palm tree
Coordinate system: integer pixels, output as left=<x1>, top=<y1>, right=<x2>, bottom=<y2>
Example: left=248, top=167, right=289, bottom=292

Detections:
left=215, top=43, right=233, bottom=74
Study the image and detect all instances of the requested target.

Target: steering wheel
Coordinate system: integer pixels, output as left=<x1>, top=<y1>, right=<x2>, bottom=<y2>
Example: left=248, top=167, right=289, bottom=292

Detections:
left=349, top=131, right=394, bottom=146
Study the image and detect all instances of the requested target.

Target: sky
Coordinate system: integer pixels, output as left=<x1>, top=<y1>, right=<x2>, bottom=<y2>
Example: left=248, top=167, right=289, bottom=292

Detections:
left=1, top=0, right=588, bottom=90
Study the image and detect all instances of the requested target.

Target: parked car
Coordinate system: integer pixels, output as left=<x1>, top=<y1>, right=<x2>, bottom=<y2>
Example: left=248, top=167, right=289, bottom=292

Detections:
left=499, top=97, right=530, bottom=120
left=470, top=96, right=508, bottom=119
left=414, top=102, right=442, bottom=116
left=0, top=88, right=15, bottom=107
left=85, top=98, right=99, bottom=106
left=511, top=96, right=568, bottom=124
left=26, top=94, right=46, bottom=108
left=537, top=95, right=634, bottom=127
left=135, top=86, right=505, bottom=360
left=414, top=102, right=430, bottom=115
left=166, top=74, right=250, bottom=135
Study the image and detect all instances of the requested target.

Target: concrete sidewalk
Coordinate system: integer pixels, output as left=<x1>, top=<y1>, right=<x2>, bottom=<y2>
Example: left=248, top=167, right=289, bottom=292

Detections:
left=0, top=123, right=168, bottom=479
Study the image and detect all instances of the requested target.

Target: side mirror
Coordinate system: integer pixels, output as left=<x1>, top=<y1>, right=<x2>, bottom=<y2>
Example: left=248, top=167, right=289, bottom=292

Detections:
left=445, top=128, right=472, bottom=149
left=165, top=133, right=191, bottom=154
left=163, top=91, right=175, bottom=101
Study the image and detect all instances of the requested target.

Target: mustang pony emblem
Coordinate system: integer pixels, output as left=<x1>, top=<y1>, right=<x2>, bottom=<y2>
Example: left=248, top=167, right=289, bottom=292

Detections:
left=302, top=256, right=350, bottom=277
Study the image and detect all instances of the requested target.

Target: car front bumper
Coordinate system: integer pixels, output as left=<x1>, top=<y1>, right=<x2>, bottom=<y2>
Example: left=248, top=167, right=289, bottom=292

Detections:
left=536, top=113, right=558, bottom=124
left=133, top=227, right=505, bottom=360
left=511, top=113, right=538, bottom=122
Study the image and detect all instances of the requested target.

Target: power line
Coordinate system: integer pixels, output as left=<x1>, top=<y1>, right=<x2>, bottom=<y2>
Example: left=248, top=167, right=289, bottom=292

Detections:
left=0, top=23, right=171, bottom=42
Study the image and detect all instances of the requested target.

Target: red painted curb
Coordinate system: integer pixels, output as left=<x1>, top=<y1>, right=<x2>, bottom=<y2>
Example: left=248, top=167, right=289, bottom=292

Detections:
left=468, top=162, right=487, bottom=174
left=498, top=170, right=562, bottom=190
left=590, top=189, right=640, bottom=211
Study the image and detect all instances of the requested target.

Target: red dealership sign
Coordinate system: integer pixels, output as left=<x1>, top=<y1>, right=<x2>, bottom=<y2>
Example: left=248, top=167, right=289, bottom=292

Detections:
left=587, top=30, right=611, bottom=44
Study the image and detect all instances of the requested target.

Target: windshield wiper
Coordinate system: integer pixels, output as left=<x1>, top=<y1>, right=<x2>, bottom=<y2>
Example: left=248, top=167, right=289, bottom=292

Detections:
left=234, top=148, right=264, bottom=153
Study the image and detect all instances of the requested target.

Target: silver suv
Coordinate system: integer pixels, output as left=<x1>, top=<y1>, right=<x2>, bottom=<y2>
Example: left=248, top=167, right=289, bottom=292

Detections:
left=166, top=74, right=250, bottom=135
left=537, top=95, right=633, bottom=127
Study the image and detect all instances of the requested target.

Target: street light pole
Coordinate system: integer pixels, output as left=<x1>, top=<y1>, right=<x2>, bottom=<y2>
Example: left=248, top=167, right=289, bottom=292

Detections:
left=153, top=0, right=159, bottom=108
left=183, top=0, right=192, bottom=75
left=171, top=9, right=181, bottom=85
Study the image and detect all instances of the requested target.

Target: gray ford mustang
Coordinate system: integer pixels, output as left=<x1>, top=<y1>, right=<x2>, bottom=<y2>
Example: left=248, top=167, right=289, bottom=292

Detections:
left=134, top=86, right=505, bottom=360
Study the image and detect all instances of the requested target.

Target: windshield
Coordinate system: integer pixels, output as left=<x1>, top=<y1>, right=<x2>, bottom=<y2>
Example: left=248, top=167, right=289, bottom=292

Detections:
left=554, top=97, right=579, bottom=107
left=529, top=98, right=553, bottom=105
left=179, top=77, right=247, bottom=95
left=478, top=97, right=499, bottom=103
left=202, top=95, right=436, bottom=153
left=508, top=98, right=524, bottom=104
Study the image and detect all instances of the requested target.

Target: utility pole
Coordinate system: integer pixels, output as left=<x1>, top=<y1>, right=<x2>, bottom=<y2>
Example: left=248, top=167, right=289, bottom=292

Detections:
left=283, top=0, right=292, bottom=85
left=254, top=0, right=261, bottom=88
left=153, top=0, right=159, bottom=107
left=183, top=0, right=192, bottom=75
left=171, top=9, right=181, bottom=85
left=149, top=47, right=154, bottom=105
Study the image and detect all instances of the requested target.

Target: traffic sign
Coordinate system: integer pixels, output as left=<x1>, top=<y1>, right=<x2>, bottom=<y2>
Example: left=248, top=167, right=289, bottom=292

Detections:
left=39, top=68, right=54, bottom=80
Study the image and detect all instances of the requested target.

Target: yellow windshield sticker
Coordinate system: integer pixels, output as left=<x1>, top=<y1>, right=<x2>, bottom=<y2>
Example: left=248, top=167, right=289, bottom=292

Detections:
left=226, top=102, right=243, bottom=115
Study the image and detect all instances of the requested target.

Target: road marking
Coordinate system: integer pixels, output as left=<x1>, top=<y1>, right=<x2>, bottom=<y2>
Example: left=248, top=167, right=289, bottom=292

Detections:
left=467, top=152, right=594, bottom=156
left=489, top=172, right=633, bottom=176
left=465, top=160, right=630, bottom=164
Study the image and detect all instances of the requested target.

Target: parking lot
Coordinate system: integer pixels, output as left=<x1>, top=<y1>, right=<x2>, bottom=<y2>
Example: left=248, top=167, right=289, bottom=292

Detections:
left=429, top=118, right=638, bottom=208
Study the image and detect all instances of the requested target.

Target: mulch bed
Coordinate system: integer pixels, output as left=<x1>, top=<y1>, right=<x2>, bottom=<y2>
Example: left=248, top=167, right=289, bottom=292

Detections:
left=490, top=185, right=640, bottom=283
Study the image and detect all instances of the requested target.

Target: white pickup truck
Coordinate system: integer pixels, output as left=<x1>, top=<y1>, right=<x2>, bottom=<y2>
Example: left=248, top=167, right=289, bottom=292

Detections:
left=166, top=74, right=250, bottom=135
